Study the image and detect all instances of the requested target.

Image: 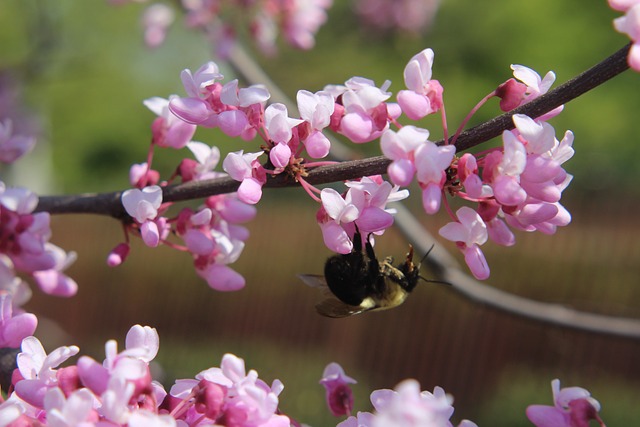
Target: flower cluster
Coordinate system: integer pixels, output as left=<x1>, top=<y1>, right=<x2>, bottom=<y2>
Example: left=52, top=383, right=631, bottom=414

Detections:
left=376, top=49, right=572, bottom=280
left=0, top=181, right=78, bottom=300
left=121, top=46, right=575, bottom=285
left=320, top=364, right=607, bottom=427
left=0, top=183, right=78, bottom=348
left=117, top=152, right=255, bottom=291
left=0, top=328, right=608, bottom=427
left=317, top=177, right=408, bottom=254
left=609, top=0, right=640, bottom=71
left=0, top=325, right=290, bottom=427
left=320, top=363, right=477, bottom=427
left=109, top=0, right=333, bottom=57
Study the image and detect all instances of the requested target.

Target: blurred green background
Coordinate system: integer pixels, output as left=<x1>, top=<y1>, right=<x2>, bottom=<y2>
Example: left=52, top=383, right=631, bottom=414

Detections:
left=2, top=0, right=640, bottom=426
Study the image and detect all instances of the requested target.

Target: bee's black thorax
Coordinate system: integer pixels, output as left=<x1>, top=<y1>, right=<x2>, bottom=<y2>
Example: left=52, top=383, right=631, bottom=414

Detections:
left=324, top=232, right=420, bottom=307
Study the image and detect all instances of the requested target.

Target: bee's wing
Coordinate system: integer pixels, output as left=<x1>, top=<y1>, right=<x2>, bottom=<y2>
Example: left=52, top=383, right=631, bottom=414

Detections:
left=299, top=274, right=369, bottom=317
left=298, top=274, right=328, bottom=289
left=315, top=298, right=369, bottom=318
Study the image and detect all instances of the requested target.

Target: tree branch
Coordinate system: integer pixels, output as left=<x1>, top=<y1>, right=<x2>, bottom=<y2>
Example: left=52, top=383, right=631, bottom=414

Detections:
left=35, top=44, right=631, bottom=217
left=33, top=42, right=640, bottom=339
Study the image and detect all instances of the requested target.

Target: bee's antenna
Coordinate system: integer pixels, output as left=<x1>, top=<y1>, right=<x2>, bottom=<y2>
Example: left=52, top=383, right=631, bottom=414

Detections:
left=418, top=244, right=435, bottom=265
left=416, top=244, right=450, bottom=286
left=418, top=276, right=451, bottom=287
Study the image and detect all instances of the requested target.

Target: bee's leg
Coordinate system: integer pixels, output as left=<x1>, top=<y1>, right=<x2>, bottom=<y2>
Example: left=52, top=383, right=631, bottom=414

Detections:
left=352, top=224, right=364, bottom=254
left=406, top=245, right=415, bottom=263
left=364, top=233, right=377, bottom=261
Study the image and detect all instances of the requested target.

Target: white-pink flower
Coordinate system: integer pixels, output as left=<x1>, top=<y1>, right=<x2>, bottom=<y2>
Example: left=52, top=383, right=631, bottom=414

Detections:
left=141, top=3, right=175, bottom=48
left=613, top=3, right=640, bottom=70
left=122, top=185, right=163, bottom=223
left=144, top=96, right=196, bottom=149
left=397, top=48, right=444, bottom=120
left=414, top=141, right=456, bottom=214
left=439, top=207, right=490, bottom=280
left=0, top=119, right=36, bottom=164
left=381, top=126, right=430, bottom=186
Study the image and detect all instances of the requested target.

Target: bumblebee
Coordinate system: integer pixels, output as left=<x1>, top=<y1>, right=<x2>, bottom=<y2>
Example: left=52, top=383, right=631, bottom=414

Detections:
left=299, top=231, right=434, bottom=317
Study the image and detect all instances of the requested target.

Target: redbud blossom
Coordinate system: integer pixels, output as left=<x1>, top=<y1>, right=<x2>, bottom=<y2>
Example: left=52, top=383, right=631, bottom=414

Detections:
left=0, top=119, right=36, bottom=164
left=526, top=379, right=605, bottom=427
left=338, top=378, right=477, bottom=427
left=397, top=48, right=444, bottom=120
left=15, top=336, right=80, bottom=408
left=380, top=126, right=430, bottom=187
left=320, top=363, right=356, bottom=417
left=143, top=96, right=196, bottom=149
left=613, top=3, right=640, bottom=70
left=439, top=207, right=490, bottom=280
left=327, top=77, right=392, bottom=143
left=0, top=292, right=37, bottom=348
left=141, top=3, right=174, bottom=48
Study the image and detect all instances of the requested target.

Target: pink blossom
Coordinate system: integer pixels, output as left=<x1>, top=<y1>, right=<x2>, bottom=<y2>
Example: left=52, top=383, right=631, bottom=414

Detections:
left=43, top=387, right=98, bottom=426
left=413, top=141, right=456, bottom=214
left=129, top=410, right=177, bottom=427
left=144, top=96, right=196, bottom=149
left=368, top=380, right=458, bottom=427
left=15, top=336, right=80, bottom=408
left=32, top=244, right=78, bottom=297
left=169, top=353, right=288, bottom=426
left=0, top=291, right=37, bottom=348
left=381, top=126, right=430, bottom=186
left=297, top=89, right=335, bottom=158
left=613, top=3, right=640, bottom=70
left=397, top=48, right=444, bottom=120
left=511, top=64, right=556, bottom=101
left=182, top=141, right=225, bottom=181
left=526, top=379, right=605, bottom=427
left=129, top=162, right=160, bottom=188
left=0, top=119, right=36, bottom=164
left=107, top=243, right=130, bottom=267
left=196, top=263, right=245, bottom=292
left=495, top=78, right=528, bottom=111
left=320, top=363, right=356, bottom=417
left=265, top=103, right=303, bottom=144
left=0, top=183, right=38, bottom=215
left=328, top=77, right=392, bottom=143
left=141, top=3, right=175, bottom=48
left=121, top=185, right=163, bottom=223
left=439, top=207, right=490, bottom=280
left=223, top=150, right=266, bottom=205
left=281, top=0, right=332, bottom=50
left=181, top=62, right=224, bottom=99
left=318, top=178, right=407, bottom=253
left=353, top=0, right=441, bottom=34
left=609, top=0, right=640, bottom=11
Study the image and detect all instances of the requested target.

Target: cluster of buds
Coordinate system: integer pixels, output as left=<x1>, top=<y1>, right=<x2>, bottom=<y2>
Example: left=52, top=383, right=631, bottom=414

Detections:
left=0, top=325, right=290, bottom=427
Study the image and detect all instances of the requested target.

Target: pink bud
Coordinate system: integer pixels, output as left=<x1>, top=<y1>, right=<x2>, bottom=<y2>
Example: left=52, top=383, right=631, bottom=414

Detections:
left=107, top=243, right=130, bottom=267
left=194, top=380, right=226, bottom=419
left=304, top=130, right=331, bottom=158
left=495, top=78, right=527, bottom=111
left=463, top=244, right=490, bottom=280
